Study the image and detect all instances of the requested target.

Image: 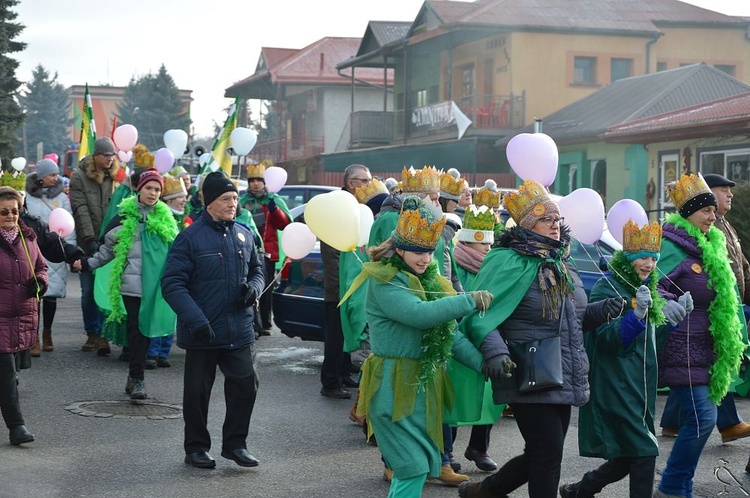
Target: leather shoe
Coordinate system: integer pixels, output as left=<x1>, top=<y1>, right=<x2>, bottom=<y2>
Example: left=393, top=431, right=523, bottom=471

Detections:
left=465, top=447, right=498, bottom=472
left=320, top=386, right=351, bottom=399
left=721, top=421, right=750, bottom=443
left=221, top=448, right=259, bottom=467
left=9, top=425, right=34, bottom=445
left=184, top=451, right=216, bottom=469
left=342, top=375, right=359, bottom=388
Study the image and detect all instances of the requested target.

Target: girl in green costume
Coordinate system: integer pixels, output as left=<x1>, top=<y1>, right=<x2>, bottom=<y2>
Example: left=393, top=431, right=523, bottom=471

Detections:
left=78, top=169, right=178, bottom=400
left=344, top=196, right=493, bottom=498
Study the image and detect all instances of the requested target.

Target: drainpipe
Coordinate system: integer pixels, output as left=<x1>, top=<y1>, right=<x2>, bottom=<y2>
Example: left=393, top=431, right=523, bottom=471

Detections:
left=645, top=33, right=661, bottom=74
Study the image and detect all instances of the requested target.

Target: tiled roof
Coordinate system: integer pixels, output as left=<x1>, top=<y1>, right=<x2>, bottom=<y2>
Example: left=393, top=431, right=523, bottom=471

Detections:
left=605, top=91, right=750, bottom=138
left=424, top=0, right=746, bottom=34
left=363, top=21, right=412, bottom=53
left=497, top=63, right=750, bottom=146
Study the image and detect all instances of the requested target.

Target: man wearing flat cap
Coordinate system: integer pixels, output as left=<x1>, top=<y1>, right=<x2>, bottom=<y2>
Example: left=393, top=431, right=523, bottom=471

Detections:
left=661, top=173, right=750, bottom=446
left=162, top=171, right=265, bottom=470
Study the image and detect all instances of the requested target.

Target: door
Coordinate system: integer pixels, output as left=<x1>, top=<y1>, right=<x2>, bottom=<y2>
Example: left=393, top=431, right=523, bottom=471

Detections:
left=659, top=152, right=679, bottom=215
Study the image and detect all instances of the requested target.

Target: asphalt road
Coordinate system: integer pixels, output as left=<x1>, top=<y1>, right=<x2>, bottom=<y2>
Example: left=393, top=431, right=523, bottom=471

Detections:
left=3, top=277, right=750, bottom=497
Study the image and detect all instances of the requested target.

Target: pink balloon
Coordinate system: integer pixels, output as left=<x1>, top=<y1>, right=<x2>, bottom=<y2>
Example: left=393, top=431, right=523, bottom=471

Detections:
left=112, top=124, right=138, bottom=152
left=281, top=222, right=317, bottom=260
left=506, top=133, right=559, bottom=187
left=265, top=166, right=288, bottom=193
left=558, top=188, right=604, bottom=244
left=154, top=148, right=175, bottom=174
left=43, top=153, right=59, bottom=164
left=48, top=208, right=75, bottom=238
left=117, top=150, right=132, bottom=163
left=606, top=199, right=648, bottom=246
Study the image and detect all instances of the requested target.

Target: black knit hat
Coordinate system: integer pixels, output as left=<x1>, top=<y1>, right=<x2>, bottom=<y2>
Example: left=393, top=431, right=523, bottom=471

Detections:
left=202, top=172, right=237, bottom=207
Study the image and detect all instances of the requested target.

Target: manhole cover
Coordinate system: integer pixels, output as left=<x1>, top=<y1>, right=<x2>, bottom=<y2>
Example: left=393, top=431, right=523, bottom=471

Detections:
left=65, top=401, right=182, bottom=420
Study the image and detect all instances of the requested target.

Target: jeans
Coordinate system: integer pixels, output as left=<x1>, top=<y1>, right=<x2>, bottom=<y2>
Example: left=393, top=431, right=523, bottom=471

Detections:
left=658, top=385, right=717, bottom=498
left=661, top=390, right=741, bottom=431
left=481, top=403, right=570, bottom=497
left=577, top=456, right=656, bottom=498
left=79, top=272, right=103, bottom=335
left=147, top=334, right=174, bottom=359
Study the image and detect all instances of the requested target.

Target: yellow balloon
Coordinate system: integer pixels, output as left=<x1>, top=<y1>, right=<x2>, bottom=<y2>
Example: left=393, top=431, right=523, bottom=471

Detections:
left=305, top=190, right=361, bottom=252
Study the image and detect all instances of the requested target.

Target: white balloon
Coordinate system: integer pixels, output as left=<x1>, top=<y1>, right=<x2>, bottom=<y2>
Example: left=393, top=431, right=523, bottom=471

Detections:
left=163, top=129, right=189, bottom=160
left=230, top=127, right=258, bottom=156
left=10, top=157, right=26, bottom=172
left=558, top=188, right=605, bottom=244
left=358, top=204, right=375, bottom=247
left=265, top=166, right=288, bottom=193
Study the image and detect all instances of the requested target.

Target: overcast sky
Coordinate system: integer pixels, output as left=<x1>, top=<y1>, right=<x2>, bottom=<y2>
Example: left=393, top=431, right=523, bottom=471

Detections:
left=13, top=0, right=750, bottom=140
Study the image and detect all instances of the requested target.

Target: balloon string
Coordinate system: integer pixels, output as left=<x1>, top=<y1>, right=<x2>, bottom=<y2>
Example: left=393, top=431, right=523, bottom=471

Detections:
left=255, top=258, right=289, bottom=304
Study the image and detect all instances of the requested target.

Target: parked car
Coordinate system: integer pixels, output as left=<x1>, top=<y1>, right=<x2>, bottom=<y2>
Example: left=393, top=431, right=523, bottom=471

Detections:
left=277, top=185, right=339, bottom=210
left=273, top=201, right=622, bottom=342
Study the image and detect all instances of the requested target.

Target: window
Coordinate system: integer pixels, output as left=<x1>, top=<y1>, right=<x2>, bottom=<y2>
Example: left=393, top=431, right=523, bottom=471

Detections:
left=462, top=66, right=475, bottom=99
left=412, top=89, right=428, bottom=107
left=701, top=149, right=750, bottom=184
left=656, top=62, right=667, bottom=72
left=573, top=57, right=596, bottom=84
left=610, top=58, right=633, bottom=82
left=715, top=64, right=736, bottom=77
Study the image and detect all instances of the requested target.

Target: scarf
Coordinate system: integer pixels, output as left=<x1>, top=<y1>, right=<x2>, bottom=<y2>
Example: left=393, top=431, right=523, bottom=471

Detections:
left=499, top=225, right=575, bottom=319
left=106, top=197, right=179, bottom=327
left=665, top=213, right=744, bottom=404
left=453, top=241, right=485, bottom=275
left=0, top=225, right=18, bottom=245
left=608, top=250, right=666, bottom=327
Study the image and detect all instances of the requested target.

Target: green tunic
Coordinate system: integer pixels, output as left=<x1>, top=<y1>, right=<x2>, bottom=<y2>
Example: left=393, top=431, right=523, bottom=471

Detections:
left=578, top=276, right=667, bottom=459
left=359, top=269, right=483, bottom=480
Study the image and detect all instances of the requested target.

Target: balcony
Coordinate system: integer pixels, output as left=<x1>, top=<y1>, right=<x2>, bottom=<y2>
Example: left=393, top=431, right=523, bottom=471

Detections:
left=251, top=135, right=324, bottom=164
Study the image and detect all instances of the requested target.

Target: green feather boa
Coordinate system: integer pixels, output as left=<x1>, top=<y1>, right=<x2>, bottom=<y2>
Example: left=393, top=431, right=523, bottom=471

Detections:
left=608, top=250, right=666, bottom=327
left=666, top=213, right=744, bottom=404
left=106, top=197, right=179, bottom=326
left=382, top=255, right=456, bottom=392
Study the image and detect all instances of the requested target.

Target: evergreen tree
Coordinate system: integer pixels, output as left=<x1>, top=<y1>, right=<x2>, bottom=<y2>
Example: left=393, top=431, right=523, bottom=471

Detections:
left=116, top=64, right=191, bottom=150
left=0, top=0, right=25, bottom=166
left=17, top=64, right=72, bottom=159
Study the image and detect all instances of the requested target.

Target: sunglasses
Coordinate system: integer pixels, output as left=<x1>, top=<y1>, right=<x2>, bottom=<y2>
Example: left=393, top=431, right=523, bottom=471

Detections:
left=0, top=208, right=19, bottom=216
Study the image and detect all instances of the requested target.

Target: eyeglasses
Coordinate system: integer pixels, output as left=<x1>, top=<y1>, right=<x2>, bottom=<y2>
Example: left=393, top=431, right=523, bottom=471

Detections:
left=538, top=216, right=564, bottom=227
left=0, top=208, right=19, bottom=216
left=351, top=177, right=372, bottom=183
left=101, top=153, right=116, bottom=158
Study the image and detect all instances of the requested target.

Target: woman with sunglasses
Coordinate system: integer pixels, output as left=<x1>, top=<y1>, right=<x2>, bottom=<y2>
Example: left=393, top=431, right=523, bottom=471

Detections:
left=0, top=186, right=47, bottom=445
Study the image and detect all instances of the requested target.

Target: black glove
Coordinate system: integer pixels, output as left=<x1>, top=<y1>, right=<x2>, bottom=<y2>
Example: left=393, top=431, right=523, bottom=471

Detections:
left=27, top=278, right=46, bottom=298
left=482, top=354, right=516, bottom=381
left=583, top=297, right=627, bottom=331
left=267, top=197, right=277, bottom=212
left=84, top=238, right=99, bottom=256
left=191, top=323, right=215, bottom=344
left=240, top=282, right=257, bottom=307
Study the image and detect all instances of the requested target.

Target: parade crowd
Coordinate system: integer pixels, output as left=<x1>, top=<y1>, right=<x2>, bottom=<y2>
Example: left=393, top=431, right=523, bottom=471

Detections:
left=1, top=136, right=750, bottom=498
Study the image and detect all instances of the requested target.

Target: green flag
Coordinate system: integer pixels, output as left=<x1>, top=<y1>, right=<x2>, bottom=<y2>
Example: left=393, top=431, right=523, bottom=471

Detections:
left=77, top=84, right=97, bottom=162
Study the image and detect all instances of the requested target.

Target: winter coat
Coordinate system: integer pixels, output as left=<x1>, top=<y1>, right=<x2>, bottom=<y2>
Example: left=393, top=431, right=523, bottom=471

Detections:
left=25, top=175, right=76, bottom=298
left=69, top=154, right=121, bottom=249
left=578, top=274, right=668, bottom=460
left=161, top=210, right=265, bottom=350
left=20, top=213, right=83, bottom=266
left=0, top=221, right=48, bottom=353
left=715, top=216, right=750, bottom=305
left=657, top=223, right=716, bottom=387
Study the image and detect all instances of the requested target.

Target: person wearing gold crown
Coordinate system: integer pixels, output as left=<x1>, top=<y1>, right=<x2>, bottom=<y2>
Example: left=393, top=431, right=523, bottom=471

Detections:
left=473, top=179, right=504, bottom=242
left=448, top=204, right=503, bottom=473
left=239, top=159, right=291, bottom=334
left=459, top=179, right=625, bottom=498
left=653, top=174, right=745, bottom=498
left=560, top=219, right=672, bottom=498
left=439, top=168, right=470, bottom=217
left=341, top=195, right=496, bottom=498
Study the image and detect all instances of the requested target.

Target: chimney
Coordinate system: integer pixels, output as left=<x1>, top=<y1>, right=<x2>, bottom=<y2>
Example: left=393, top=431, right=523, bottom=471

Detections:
left=320, top=53, right=325, bottom=72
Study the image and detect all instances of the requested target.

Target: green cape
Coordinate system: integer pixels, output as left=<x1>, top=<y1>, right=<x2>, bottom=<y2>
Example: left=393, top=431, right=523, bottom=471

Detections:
left=339, top=247, right=370, bottom=352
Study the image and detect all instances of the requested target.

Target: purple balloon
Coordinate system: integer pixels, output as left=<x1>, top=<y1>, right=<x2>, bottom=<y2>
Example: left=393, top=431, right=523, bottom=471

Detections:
left=607, top=199, right=648, bottom=246
left=506, top=132, right=559, bottom=187
left=154, top=148, right=175, bottom=174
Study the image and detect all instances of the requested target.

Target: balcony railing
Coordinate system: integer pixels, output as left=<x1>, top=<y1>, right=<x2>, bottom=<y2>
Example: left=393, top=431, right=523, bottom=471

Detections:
left=250, top=135, right=324, bottom=163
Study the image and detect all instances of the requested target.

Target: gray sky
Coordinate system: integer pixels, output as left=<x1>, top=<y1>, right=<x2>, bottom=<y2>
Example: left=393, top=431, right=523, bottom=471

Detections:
left=13, top=0, right=750, bottom=139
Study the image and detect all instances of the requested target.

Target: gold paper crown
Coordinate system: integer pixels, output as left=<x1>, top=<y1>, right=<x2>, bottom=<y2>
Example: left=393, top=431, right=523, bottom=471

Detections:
left=246, top=162, right=266, bottom=179
left=401, top=166, right=440, bottom=194
left=133, top=144, right=154, bottom=169
left=440, top=169, right=464, bottom=198
left=464, top=205, right=496, bottom=232
left=474, top=180, right=501, bottom=208
left=161, top=174, right=187, bottom=200
left=395, top=206, right=446, bottom=250
left=665, top=173, right=712, bottom=211
left=0, top=170, right=26, bottom=192
left=354, top=178, right=388, bottom=204
left=622, top=220, right=662, bottom=254
left=503, top=179, right=551, bottom=224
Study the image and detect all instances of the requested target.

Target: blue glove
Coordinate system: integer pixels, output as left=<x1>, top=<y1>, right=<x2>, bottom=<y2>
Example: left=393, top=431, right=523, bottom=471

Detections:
left=663, top=300, right=687, bottom=327
left=678, top=291, right=694, bottom=314
left=267, top=197, right=277, bottom=212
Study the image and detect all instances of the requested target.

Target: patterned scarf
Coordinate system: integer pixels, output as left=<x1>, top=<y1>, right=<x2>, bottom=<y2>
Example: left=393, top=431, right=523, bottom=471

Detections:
left=499, top=225, right=574, bottom=319
left=0, top=225, right=19, bottom=245
left=453, top=241, right=485, bottom=274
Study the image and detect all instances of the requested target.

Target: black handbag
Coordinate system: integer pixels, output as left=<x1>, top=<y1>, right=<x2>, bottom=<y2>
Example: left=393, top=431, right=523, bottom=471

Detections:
left=506, top=302, right=565, bottom=394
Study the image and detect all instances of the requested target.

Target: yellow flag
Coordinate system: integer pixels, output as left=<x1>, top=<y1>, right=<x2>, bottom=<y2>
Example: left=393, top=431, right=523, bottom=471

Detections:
left=77, top=84, right=97, bottom=162
left=206, top=96, right=239, bottom=175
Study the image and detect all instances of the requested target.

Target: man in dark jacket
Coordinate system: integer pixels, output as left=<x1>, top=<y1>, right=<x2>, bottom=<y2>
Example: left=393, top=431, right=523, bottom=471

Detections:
left=69, top=137, right=120, bottom=355
left=162, top=172, right=265, bottom=470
